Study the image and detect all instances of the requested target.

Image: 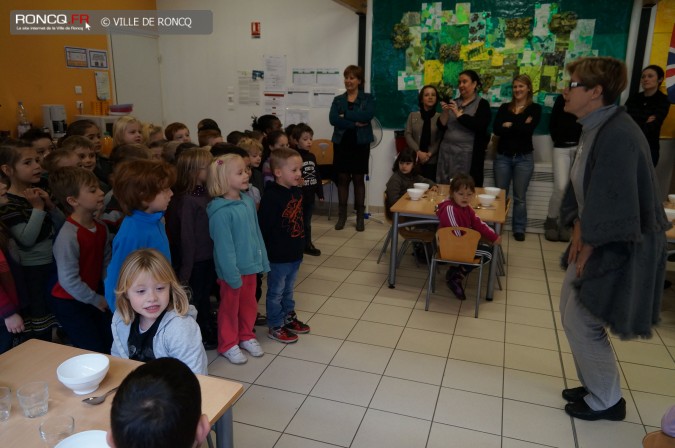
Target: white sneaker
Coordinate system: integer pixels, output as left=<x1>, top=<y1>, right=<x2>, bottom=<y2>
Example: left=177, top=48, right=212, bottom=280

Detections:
left=222, top=345, right=247, bottom=364
left=239, top=339, right=264, bottom=357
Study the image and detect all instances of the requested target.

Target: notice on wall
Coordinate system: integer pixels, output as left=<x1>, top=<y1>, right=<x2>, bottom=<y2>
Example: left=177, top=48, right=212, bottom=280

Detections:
left=312, top=88, right=337, bottom=108
left=286, top=89, right=311, bottom=107
left=285, top=108, right=310, bottom=126
left=292, top=68, right=317, bottom=86
left=238, top=71, right=262, bottom=105
left=263, top=92, right=286, bottom=122
left=264, top=55, right=287, bottom=92
left=65, top=46, right=88, bottom=68
left=94, top=71, right=110, bottom=100
left=88, top=49, right=108, bottom=69
left=316, top=68, right=342, bottom=86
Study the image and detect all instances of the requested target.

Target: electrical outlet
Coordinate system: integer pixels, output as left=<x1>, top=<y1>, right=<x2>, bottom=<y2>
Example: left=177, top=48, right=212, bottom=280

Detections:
left=74, top=86, right=82, bottom=94
left=76, top=101, right=83, bottom=109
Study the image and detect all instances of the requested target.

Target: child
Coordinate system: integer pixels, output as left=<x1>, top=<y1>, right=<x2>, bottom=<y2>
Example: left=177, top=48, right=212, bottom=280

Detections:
left=21, top=128, right=53, bottom=165
left=261, top=130, right=289, bottom=187
left=436, top=173, right=501, bottom=300
left=60, top=136, right=98, bottom=174
left=104, top=159, right=175, bottom=311
left=291, top=124, right=324, bottom=256
left=111, top=249, right=207, bottom=375
left=63, top=119, right=109, bottom=185
left=0, top=175, right=24, bottom=354
left=0, top=139, right=64, bottom=341
left=112, top=116, right=143, bottom=146
left=197, top=129, right=223, bottom=147
left=165, top=148, right=217, bottom=349
left=165, top=122, right=191, bottom=143
left=251, top=114, right=282, bottom=136
left=285, top=124, right=298, bottom=149
left=197, top=118, right=220, bottom=133
left=385, top=148, right=437, bottom=211
left=226, top=130, right=245, bottom=145
left=206, top=154, right=269, bottom=364
left=258, top=148, right=310, bottom=344
left=49, top=167, right=112, bottom=353
left=40, top=149, right=81, bottom=173
left=238, top=137, right=264, bottom=194
left=108, top=358, right=211, bottom=448
left=142, top=123, right=164, bottom=146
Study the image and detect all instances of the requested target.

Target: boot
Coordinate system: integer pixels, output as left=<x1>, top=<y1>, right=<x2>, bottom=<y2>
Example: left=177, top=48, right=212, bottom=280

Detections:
left=355, top=207, right=365, bottom=231
left=558, top=225, right=571, bottom=242
left=544, top=217, right=559, bottom=242
left=335, top=205, right=347, bottom=230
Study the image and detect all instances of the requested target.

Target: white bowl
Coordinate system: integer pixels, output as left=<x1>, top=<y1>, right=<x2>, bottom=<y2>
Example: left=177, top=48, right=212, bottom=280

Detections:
left=665, top=208, right=675, bottom=222
left=56, top=430, right=108, bottom=448
left=57, top=354, right=109, bottom=395
left=413, top=182, right=430, bottom=192
left=668, top=194, right=675, bottom=204
left=477, top=194, right=496, bottom=207
left=484, top=187, right=500, bottom=197
left=407, top=188, right=425, bottom=201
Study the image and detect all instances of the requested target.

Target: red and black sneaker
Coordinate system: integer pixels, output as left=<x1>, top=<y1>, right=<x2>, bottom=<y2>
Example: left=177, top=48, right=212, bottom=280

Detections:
left=446, top=270, right=466, bottom=300
left=284, top=312, right=310, bottom=334
left=268, top=326, right=298, bottom=343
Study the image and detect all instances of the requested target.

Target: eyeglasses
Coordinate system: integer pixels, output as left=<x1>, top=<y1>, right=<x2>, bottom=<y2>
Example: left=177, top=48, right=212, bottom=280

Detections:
left=565, top=81, right=586, bottom=89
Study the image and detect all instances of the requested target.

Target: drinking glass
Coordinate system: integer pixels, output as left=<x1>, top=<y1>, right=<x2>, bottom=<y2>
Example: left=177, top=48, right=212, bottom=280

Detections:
left=0, top=386, right=10, bottom=421
left=39, top=415, right=74, bottom=447
left=17, top=381, right=48, bottom=418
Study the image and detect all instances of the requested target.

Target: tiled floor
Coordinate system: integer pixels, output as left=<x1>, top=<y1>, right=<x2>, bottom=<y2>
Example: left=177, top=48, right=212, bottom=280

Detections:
left=205, top=216, right=675, bottom=448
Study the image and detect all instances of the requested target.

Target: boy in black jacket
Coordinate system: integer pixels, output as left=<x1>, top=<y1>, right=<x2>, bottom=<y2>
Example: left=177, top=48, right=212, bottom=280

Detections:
left=291, top=124, right=324, bottom=256
left=257, top=148, right=310, bottom=344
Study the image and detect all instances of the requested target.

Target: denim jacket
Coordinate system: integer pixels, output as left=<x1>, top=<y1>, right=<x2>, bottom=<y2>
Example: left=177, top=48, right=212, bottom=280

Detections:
left=329, top=90, right=375, bottom=145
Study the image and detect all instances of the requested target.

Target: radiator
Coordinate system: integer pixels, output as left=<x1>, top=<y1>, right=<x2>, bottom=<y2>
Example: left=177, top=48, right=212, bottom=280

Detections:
left=483, top=161, right=553, bottom=234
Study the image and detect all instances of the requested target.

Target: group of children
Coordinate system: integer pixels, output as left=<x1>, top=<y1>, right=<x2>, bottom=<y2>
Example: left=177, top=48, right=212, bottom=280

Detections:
left=0, top=113, right=326, bottom=371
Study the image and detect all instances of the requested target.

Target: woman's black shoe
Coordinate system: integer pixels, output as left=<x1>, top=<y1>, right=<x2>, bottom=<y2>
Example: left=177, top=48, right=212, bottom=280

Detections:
left=514, top=232, right=525, bottom=241
left=565, top=398, right=626, bottom=421
left=562, top=386, right=588, bottom=402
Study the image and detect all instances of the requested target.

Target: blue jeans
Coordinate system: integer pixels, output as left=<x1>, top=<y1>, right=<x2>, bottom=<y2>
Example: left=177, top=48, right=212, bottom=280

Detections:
left=494, top=153, right=534, bottom=234
left=266, top=260, right=301, bottom=328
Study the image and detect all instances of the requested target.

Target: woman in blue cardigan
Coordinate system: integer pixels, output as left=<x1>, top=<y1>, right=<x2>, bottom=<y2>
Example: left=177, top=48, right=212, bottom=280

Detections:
left=329, top=65, right=375, bottom=231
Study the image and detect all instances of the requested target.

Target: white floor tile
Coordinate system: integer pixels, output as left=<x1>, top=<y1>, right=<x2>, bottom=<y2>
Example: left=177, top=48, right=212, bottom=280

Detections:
left=306, top=313, right=357, bottom=339
left=351, top=409, right=432, bottom=448
left=396, top=327, right=453, bottom=357
left=443, top=358, right=503, bottom=397
left=370, top=376, right=440, bottom=420
left=274, top=434, right=339, bottom=448
left=361, top=302, right=413, bottom=326
left=233, top=422, right=280, bottom=448
left=505, top=322, right=559, bottom=350
left=502, top=400, right=575, bottom=447
left=278, top=334, right=343, bottom=364
left=330, top=341, right=394, bottom=374
left=347, top=320, right=404, bottom=348
left=233, top=385, right=306, bottom=432
left=331, top=282, right=380, bottom=302
left=574, top=420, right=646, bottom=448
left=316, top=296, right=369, bottom=319
left=384, top=349, right=447, bottom=385
left=285, top=396, right=366, bottom=447
left=434, top=387, right=503, bottom=435
left=454, top=315, right=506, bottom=342
left=427, top=422, right=501, bottom=448
left=255, top=356, right=326, bottom=394
left=310, top=366, right=380, bottom=407
left=503, top=368, right=565, bottom=407
left=504, top=343, right=563, bottom=377
left=449, top=335, right=505, bottom=366
left=209, top=353, right=275, bottom=383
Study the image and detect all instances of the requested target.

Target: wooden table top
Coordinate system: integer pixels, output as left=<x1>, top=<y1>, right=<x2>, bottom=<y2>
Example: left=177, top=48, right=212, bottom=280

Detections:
left=390, top=186, right=507, bottom=224
left=0, top=340, right=243, bottom=447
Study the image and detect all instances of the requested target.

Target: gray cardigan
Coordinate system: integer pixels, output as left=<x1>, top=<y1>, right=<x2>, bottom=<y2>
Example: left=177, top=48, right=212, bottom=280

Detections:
left=404, top=111, right=442, bottom=164
left=560, top=107, right=671, bottom=339
left=111, top=305, right=208, bottom=375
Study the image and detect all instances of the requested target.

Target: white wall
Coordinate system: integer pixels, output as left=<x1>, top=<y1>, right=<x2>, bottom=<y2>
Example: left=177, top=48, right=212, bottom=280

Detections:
left=156, top=0, right=359, bottom=143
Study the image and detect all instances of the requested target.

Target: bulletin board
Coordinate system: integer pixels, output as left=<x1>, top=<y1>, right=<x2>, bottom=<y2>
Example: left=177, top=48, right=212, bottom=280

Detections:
left=371, top=0, right=634, bottom=132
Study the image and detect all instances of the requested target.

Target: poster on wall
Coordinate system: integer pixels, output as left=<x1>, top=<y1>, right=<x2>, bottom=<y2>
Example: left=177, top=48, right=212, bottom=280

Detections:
left=65, top=47, right=88, bottom=68
left=264, top=55, right=287, bottom=92
left=88, top=50, right=108, bottom=69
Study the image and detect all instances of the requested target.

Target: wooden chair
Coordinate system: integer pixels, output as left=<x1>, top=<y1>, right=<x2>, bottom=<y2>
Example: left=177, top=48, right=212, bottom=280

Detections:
left=425, top=227, right=492, bottom=318
left=377, top=192, right=436, bottom=267
left=309, top=139, right=334, bottom=219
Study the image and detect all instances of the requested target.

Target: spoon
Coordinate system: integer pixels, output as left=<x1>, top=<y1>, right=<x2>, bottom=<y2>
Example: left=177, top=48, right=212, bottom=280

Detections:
left=82, top=386, right=119, bottom=405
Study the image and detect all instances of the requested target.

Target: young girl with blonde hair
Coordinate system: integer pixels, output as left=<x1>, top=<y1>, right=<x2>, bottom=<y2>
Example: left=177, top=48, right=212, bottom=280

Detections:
left=111, top=248, right=207, bottom=374
left=206, top=154, right=269, bottom=364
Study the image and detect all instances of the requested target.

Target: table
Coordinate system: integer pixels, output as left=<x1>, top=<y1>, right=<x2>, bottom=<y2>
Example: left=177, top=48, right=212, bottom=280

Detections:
left=388, top=187, right=506, bottom=301
left=0, top=340, right=243, bottom=448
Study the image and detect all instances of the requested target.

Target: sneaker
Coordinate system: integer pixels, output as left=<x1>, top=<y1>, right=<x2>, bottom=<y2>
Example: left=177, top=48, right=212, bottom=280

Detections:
left=268, top=326, right=299, bottom=343
left=514, top=232, right=525, bottom=241
left=447, top=272, right=466, bottom=300
left=222, top=345, right=247, bottom=364
left=239, top=338, right=264, bottom=357
left=284, top=312, right=310, bottom=334
left=255, top=313, right=267, bottom=326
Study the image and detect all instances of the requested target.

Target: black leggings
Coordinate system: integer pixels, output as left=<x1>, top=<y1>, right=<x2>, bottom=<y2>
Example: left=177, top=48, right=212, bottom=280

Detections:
left=337, top=173, right=365, bottom=209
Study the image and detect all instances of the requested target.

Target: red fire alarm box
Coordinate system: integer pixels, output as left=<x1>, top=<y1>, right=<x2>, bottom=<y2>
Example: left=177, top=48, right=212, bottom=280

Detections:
left=251, top=22, right=261, bottom=38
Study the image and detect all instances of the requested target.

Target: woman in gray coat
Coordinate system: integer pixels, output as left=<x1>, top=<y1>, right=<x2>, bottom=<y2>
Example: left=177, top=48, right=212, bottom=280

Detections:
left=404, top=85, right=441, bottom=182
left=559, top=56, right=670, bottom=422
